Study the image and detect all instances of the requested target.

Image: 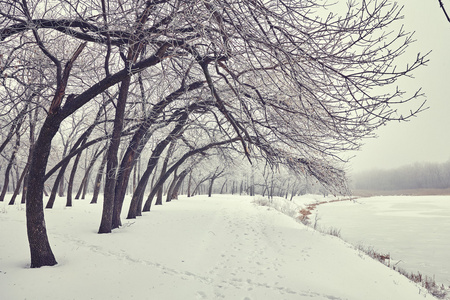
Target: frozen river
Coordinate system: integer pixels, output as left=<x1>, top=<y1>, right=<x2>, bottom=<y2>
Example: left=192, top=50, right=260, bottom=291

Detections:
left=314, top=195, right=450, bottom=286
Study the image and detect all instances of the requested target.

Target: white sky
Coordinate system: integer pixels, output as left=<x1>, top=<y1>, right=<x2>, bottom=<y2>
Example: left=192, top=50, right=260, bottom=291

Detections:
left=348, top=0, right=450, bottom=173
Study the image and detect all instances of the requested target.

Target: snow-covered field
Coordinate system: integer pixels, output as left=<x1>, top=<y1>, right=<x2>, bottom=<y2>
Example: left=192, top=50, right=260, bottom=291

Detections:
left=0, top=194, right=438, bottom=300
left=313, top=196, right=450, bottom=289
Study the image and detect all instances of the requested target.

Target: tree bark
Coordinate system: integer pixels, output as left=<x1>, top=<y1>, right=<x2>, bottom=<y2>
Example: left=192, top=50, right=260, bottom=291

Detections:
left=75, top=146, right=105, bottom=200
left=0, top=138, right=19, bottom=202
left=45, top=163, right=69, bottom=209
left=26, top=117, right=60, bottom=268
left=142, top=138, right=238, bottom=211
left=67, top=151, right=83, bottom=204
left=208, top=178, right=215, bottom=197
left=81, top=171, right=90, bottom=199
left=170, top=169, right=189, bottom=200
left=187, top=171, right=192, bottom=197
left=91, top=150, right=108, bottom=204
left=0, top=117, right=22, bottom=202
left=9, top=164, right=29, bottom=205
left=219, top=179, right=227, bottom=194
left=113, top=81, right=203, bottom=227
left=154, top=142, right=176, bottom=205
left=99, top=75, right=131, bottom=233
left=99, top=1, right=159, bottom=233
left=126, top=119, right=187, bottom=219
left=165, top=168, right=178, bottom=202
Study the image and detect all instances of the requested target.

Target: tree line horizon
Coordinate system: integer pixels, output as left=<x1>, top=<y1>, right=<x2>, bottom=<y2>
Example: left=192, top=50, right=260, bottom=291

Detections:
left=352, top=160, right=450, bottom=191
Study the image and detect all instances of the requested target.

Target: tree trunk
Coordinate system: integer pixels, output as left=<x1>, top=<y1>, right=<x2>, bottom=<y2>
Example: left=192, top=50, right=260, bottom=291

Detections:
left=81, top=171, right=90, bottom=199
left=127, top=122, right=186, bottom=219
left=128, top=166, right=154, bottom=218
left=75, top=146, right=105, bottom=201
left=165, top=168, right=178, bottom=202
left=11, top=165, right=17, bottom=193
left=22, top=109, right=37, bottom=205
left=26, top=117, right=60, bottom=268
left=155, top=143, right=175, bottom=206
left=55, top=144, right=70, bottom=198
left=208, top=178, right=216, bottom=197
left=91, top=150, right=108, bottom=204
left=21, top=165, right=30, bottom=204
left=99, top=2, right=160, bottom=232
left=126, top=158, right=158, bottom=218
left=58, top=170, right=65, bottom=197
left=99, top=75, right=132, bottom=233
left=290, top=186, right=296, bottom=201
left=170, top=169, right=189, bottom=200
left=191, top=179, right=205, bottom=196
left=67, top=151, right=83, bottom=205
left=0, top=128, right=21, bottom=202
left=0, top=102, right=29, bottom=157
left=219, top=179, right=227, bottom=194
left=0, top=146, right=18, bottom=202
left=45, top=163, right=69, bottom=209
left=187, top=170, right=192, bottom=197
left=9, top=164, right=29, bottom=205
left=133, top=158, right=138, bottom=194
left=113, top=82, right=202, bottom=227
left=142, top=138, right=238, bottom=211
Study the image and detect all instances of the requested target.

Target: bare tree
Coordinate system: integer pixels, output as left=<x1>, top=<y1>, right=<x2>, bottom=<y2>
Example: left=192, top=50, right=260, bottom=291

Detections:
left=438, top=0, right=450, bottom=23
left=0, top=0, right=429, bottom=267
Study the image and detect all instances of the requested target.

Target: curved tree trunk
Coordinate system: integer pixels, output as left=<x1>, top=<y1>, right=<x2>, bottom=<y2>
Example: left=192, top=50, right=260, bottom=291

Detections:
left=187, top=171, right=192, bottom=197
left=21, top=160, right=31, bottom=204
left=67, top=151, right=83, bottom=205
left=142, top=138, right=238, bottom=211
left=99, top=2, right=158, bottom=233
left=0, top=140, right=19, bottom=202
left=112, top=82, right=203, bottom=228
left=126, top=120, right=187, bottom=219
left=219, top=179, right=227, bottom=194
left=26, top=117, right=60, bottom=268
left=0, top=102, right=29, bottom=157
left=26, top=41, right=86, bottom=268
left=128, top=164, right=155, bottom=219
left=0, top=120, right=22, bottom=202
left=45, top=164, right=69, bottom=209
left=9, top=164, right=29, bottom=205
left=67, top=100, right=111, bottom=205
left=91, top=150, right=108, bottom=204
left=208, top=178, right=215, bottom=197
left=165, top=168, right=178, bottom=202
left=75, top=146, right=105, bottom=201
left=170, top=169, right=189, bottom=200
left=81, top=172, right=90, bottom=199
left=154, top=142, right=176, bottom=206
left=98, top=75, right=132, bottom=234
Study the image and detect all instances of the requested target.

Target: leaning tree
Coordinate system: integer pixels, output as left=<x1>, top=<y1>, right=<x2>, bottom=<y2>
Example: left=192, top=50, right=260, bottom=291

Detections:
left=0, top=0, right=427, bottom=267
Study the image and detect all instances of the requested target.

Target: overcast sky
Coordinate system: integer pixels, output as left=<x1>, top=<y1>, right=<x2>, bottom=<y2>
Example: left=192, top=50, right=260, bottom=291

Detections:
left=348, top=0, right=450, bottom=173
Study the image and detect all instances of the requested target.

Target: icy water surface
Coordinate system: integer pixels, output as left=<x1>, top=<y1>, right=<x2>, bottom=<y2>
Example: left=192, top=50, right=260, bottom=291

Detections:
left=315, top=196, right=450, bottom=286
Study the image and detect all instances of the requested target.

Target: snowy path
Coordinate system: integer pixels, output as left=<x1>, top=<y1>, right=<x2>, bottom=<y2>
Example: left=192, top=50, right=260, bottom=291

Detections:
left=0, top=195, right=436, bottom=299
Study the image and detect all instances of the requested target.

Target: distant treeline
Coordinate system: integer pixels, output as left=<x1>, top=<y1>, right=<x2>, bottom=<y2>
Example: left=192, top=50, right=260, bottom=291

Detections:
left=352, top=161, right=450, bottom=191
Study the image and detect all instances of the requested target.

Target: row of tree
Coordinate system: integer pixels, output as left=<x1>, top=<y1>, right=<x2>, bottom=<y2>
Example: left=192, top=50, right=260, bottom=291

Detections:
left=0, top=142, right=328, bottom=206
left=352, top=160, right=450, bottom=191
left=0, top=0, right=427, bottom=267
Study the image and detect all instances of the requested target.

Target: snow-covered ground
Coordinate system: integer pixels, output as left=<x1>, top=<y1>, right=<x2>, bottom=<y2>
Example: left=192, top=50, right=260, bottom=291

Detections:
left=313, top=196, right=450, bottom=289
left=0, top=194, right=438, bottom=299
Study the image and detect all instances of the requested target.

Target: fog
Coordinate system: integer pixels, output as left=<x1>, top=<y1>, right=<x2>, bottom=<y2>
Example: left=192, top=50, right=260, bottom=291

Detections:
left=352, top=160, right=450, bottom=191
left=349, top=0, right=450, bottom=174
